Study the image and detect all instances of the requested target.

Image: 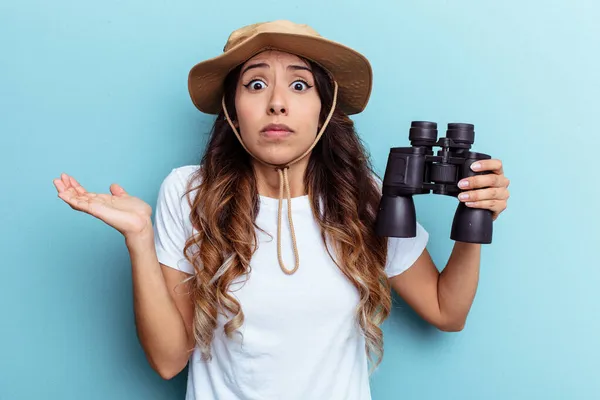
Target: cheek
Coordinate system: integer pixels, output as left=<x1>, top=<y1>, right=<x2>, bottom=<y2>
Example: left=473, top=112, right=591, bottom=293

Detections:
left=235, top=97, right=262, bottom=135
left=235, top=95, right=253, bottom=122
left=298, top=100, right=321, bottom=134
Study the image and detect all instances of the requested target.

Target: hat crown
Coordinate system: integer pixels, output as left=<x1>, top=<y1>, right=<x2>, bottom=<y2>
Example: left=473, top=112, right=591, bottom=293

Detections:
left=223, top=20, right=321, bottom=52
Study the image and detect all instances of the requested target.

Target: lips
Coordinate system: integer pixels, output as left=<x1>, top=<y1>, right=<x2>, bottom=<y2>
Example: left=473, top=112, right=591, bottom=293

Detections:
left=261, top=123, right=293, bottom=133
left=260, top=123, right=294, bottom=139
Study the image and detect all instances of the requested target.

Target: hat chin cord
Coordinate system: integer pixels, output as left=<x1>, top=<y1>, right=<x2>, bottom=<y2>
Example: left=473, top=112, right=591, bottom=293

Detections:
left=220, top=80, right=339, bottom=275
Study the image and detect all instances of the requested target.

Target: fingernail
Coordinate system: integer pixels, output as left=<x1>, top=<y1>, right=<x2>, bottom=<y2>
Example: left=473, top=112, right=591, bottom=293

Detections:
left=471, top=162, right=481, bottom=171
left=466, top=202, right=475, bottom=207
left=458, top=180, right=469, bottom=188
left=458, top=193, right=469, bottom=200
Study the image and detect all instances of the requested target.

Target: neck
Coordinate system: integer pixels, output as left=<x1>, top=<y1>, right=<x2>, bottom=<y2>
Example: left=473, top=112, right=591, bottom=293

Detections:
left=252, top=157, right=310, bottom=199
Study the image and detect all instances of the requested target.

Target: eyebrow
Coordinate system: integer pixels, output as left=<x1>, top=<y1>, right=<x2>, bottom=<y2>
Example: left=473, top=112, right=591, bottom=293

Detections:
left=241, top=63, right=313, bottom=76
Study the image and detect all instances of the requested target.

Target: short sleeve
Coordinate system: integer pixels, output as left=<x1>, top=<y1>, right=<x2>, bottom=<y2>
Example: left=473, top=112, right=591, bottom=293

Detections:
left=153, top=168, right=195, bottom=275
left=370, top=171, right=429, bottom=277
left=384, top=222, right=429, bottom=278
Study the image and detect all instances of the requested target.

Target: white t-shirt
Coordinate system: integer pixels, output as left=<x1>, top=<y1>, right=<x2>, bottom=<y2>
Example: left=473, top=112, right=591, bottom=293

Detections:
left=153, top=165, right=429, bottom=400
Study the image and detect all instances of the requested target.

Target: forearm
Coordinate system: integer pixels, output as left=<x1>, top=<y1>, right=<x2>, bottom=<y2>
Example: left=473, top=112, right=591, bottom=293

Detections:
left=437, top=241, right=481, bottom=330
left=125, top=230, right=191, bottom=377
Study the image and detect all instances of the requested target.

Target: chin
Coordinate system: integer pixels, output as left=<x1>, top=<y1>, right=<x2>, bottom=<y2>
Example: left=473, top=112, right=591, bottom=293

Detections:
left=253, top=148, right=302, bottom=166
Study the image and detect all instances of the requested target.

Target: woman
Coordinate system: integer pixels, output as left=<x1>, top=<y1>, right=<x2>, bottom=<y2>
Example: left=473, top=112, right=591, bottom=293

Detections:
left=53, top=20, right=510, bottom=400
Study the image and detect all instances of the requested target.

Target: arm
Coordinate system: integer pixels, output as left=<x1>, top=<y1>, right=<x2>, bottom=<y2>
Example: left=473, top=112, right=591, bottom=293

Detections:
left=388, top=243, right=480, bottom=331
left=127, top=228, right=195, bottom=379
left=53, top=172, right=196, bottom=379
left=388, top=158, right=509, bottom=331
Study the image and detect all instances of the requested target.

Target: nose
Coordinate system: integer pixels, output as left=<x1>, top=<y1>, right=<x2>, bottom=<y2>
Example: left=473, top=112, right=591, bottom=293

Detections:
left=267, top=84, right=288, bottom=116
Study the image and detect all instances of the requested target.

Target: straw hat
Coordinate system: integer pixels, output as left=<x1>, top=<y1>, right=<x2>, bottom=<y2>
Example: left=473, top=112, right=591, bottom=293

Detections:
left=187, top=20, right=373, bottom=115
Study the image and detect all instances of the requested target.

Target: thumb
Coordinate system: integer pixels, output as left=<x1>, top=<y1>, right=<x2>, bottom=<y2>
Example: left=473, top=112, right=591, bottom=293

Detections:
left=110, top=183, right=128, bottom=196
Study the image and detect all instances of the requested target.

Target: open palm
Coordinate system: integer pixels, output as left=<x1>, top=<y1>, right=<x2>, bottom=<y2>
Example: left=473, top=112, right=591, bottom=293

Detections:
left=53, top=173, right=153, bottom=237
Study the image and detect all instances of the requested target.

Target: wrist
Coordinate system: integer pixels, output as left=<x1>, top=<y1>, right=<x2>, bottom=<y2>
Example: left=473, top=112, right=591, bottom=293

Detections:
left=124, top=222, right=154, bottom=249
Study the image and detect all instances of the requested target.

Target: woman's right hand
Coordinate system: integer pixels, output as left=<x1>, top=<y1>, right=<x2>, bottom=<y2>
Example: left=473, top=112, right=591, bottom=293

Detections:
left=53, top=173, right=153, bottom=239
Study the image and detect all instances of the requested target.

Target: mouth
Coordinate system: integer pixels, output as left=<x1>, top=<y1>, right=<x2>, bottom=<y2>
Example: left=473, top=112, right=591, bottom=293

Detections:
left=260, top=123, right=294, bottom=139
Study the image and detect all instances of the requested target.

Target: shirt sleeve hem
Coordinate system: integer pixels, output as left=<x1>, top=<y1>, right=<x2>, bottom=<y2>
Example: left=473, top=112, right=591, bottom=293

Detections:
left=385, top=224, right=429, bottom=278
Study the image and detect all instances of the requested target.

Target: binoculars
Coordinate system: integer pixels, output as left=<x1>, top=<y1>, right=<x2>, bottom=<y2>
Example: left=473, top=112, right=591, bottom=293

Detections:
left=375, top=121, right=494, bottom=244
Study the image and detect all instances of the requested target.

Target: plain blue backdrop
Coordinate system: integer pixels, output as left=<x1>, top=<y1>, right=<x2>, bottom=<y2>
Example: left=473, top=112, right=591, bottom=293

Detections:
left=1, top=0, right=598, bottom=399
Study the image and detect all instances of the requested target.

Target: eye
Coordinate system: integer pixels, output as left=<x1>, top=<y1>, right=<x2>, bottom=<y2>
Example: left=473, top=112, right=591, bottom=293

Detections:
left=291, top=80, right=312, bottom=91
left=244, top=79, right=267, bottom=91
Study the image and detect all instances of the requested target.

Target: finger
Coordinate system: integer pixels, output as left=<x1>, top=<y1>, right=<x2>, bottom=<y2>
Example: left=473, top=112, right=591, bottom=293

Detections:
left=110, top=183, right=127, bottom=196
left=458, top=174, right=498, bottom=189
left=458, top=187, right=510, bottom=202
left=61, top=173, right=71, bottom=188
left=459, top=174, right=510, bottom=190
left=57, top=190, right=72, bottom=204
left=58, top=190, right=86, bottom=211
left=53, top=178, right=66, bottom=193
left=465, top=199, right=507, bottom=214
left=59, top=191, right=103, bottom=214
left=58, top=186, right=79, bottom=203
left=472, top=159, right=503, bottom=174
left=68, top=176, right=87, bottom=195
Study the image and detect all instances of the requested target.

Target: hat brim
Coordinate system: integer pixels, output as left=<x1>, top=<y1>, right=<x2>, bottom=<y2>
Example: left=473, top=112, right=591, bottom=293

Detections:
left=188, top=32, right=373, bottom=115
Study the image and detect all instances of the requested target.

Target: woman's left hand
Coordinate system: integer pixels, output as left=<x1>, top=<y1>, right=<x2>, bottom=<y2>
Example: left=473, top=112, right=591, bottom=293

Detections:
left=457, top=159, right=510, bottom=221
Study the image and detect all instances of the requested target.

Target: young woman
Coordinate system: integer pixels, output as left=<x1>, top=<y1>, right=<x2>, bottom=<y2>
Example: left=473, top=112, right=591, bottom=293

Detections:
left=53, top=20, right=510, bottom=400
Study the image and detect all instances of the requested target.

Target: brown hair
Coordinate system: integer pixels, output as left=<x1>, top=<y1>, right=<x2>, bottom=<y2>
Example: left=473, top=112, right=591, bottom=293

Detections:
left=181, top=59, right=391, bottom=373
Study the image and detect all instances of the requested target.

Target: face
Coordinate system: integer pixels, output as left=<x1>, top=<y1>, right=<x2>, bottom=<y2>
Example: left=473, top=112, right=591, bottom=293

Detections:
left=234, top=50, right=322, bottom=166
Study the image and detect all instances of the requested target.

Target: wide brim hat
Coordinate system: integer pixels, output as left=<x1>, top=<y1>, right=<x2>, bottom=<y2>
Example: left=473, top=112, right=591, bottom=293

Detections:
left=188, top=20, right=373, bottom=115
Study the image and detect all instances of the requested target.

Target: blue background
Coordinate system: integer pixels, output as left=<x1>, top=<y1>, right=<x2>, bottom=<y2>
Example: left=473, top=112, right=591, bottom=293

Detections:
left=1, top=0, right=598, bottom=399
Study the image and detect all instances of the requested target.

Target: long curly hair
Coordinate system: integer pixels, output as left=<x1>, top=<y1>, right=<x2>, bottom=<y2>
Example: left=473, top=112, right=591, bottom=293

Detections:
left=181, top=58, right=392, bottom=373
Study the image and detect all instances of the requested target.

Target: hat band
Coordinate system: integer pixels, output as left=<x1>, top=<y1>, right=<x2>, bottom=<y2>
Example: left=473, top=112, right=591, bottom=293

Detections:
left=220, top=80, right=339, bottom=275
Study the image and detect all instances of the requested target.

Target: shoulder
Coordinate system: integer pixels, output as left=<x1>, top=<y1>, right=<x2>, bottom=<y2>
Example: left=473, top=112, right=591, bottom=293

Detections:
left=368, top=170, right=430, bottom=277
left=153, top=165, right=201, bottom=274
left=155, top=165, right=203, bottom=221
left=158, top=165, right=202, bottom=197
left=161, top=164, right=202, bottom=188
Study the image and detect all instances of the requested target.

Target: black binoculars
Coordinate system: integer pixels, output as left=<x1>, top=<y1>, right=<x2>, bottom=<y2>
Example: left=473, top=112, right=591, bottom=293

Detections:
left=375, top=121, right=494, bottom=244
